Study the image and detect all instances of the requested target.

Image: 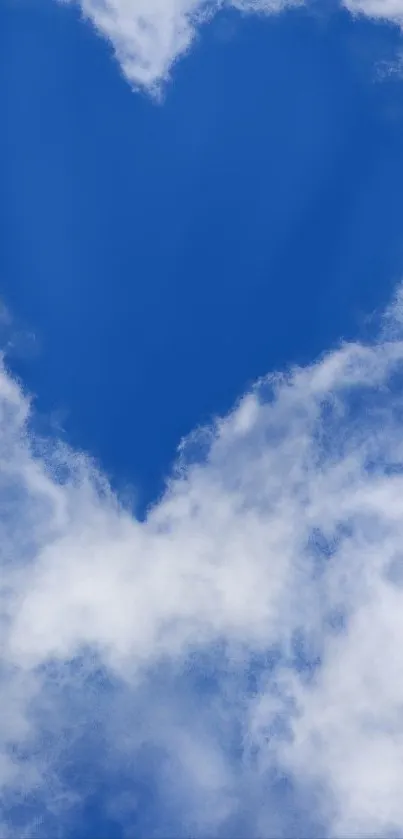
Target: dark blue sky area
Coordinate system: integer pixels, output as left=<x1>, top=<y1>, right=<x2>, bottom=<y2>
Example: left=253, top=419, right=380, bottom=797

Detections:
left=1, top=0, right=403, bottom=511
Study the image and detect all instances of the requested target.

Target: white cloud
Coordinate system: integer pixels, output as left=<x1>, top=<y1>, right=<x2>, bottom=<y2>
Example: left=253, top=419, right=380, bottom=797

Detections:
left=58, top=0, right=403, bottom=92
left=1, top=290, right=403, bottom=834
left=58, top=0, right=403, bottom=93
left=343, top=0, right=403, bottom=25
left=61, top=0, right=300, bottom=92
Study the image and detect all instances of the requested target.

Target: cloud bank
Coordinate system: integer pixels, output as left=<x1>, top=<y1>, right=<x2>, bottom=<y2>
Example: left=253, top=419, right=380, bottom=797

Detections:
left=1, top=287, right=403, bottom=835
left=62, top=0, right=403, bottom=91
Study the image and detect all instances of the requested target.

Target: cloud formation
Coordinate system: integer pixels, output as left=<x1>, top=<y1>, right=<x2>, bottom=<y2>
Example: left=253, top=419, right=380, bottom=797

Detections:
left=344, top=0, right=403, bottom=25
left=62, top=0, right=403, bottom=91
left=62, top=0, right=299, bottom=92
left=1, top=287, right=403, bottom=835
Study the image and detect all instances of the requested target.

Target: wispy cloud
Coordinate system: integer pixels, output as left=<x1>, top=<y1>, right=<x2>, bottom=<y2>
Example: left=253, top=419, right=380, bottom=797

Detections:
left=1, top=288, right=403, bottom=834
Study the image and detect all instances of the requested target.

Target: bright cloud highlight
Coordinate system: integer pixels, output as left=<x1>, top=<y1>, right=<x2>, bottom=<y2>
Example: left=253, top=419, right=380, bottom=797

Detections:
left=1, top=289, right=403, bottom=835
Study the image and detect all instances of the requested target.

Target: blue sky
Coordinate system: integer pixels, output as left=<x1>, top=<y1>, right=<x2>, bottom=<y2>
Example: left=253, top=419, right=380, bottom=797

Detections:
left=2, top=0, right=403, bottom=836
left=4, top=0, right=403, bottom=509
